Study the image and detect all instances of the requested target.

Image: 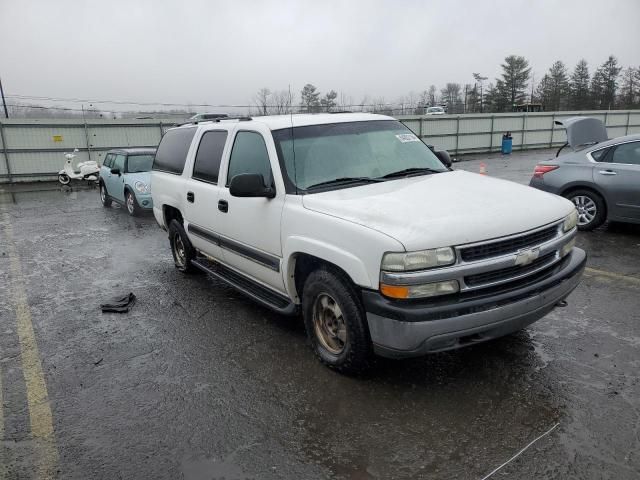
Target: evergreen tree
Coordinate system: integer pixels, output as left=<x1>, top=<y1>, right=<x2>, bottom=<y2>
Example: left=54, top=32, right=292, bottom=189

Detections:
left=619, top=67, right=639, bottom=109
left=499, top=55, right=531, bottom=109
left=540, top=61, right=569, bottom=111
left=569, top=59, right=590, bottom=110
left=300, top=84, right=321, bottom=113
left=593, top=56, right=621, bottom=109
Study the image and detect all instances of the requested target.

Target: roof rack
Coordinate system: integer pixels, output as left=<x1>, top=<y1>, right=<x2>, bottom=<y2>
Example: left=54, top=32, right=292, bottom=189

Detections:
left=177, top=116, right=253, bottom=127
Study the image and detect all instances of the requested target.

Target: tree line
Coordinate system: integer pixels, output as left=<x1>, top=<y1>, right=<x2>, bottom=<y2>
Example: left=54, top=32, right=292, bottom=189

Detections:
left=253, top=55, right=640, bottom=115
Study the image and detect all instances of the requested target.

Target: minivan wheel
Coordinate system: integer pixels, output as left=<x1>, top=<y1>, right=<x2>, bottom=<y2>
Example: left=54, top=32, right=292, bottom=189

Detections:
left=100, top=183, right=112, bottom=207
left=168, top=219, right=199, bottom=274
left=302, top=267, right=372, bottom=374
left=565, top=189, right=606, bottom=231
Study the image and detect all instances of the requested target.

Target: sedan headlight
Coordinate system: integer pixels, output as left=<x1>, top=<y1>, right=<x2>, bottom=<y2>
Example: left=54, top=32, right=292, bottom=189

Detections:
left=563, top=210, right=578, bottom=232
left=134, top=181, right=149, bottom=194
left=381, top=247, right=455, bottom=272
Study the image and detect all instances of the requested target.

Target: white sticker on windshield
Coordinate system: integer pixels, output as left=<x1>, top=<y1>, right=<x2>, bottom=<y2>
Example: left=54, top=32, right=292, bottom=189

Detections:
left=395, top=133, right=420, bottom=143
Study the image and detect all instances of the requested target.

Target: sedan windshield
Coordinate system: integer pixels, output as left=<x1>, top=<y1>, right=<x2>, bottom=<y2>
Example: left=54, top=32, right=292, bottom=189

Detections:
left=127, top=154, right=155, bottom=173
left=272, top=120, right=447, bottom=192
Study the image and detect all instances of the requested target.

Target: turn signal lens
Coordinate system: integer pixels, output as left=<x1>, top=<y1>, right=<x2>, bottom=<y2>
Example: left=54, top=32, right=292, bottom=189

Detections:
left=533, top=164, right=559, bottom=178
left=561, top=238, right=576, bottom=257
left=380, top=280, right=460, bottom=299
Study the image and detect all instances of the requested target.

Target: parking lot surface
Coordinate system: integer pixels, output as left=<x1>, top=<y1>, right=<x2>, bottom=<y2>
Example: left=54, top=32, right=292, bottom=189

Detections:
left=1, top=149, right=639, bottom=479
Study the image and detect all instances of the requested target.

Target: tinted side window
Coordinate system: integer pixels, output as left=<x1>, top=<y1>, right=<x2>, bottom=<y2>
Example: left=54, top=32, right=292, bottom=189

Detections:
left=103, top=154, right=113, bottom=168
left=590, top=147, right=610, bottom=162
left=192, top=131, right=228, bottom=183
left=611, top=142, right=640, bottom=166
left=226, top=132, right=272, bottom=187
left=113, top=154, right=125, bottom=171
left=153, top=127, right=197, bottom=174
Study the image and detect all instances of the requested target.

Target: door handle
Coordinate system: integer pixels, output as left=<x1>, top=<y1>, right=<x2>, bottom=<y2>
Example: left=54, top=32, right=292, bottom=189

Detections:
left=187, top=191, right=195, bottom=203
left=598, top=170, right=617, bottom=176
left=218, top=200, right=228, bottom=213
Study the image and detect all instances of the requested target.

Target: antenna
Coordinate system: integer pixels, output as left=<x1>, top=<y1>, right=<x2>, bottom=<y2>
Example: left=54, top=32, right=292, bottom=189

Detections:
left=289, top=84, right=298, bottom=195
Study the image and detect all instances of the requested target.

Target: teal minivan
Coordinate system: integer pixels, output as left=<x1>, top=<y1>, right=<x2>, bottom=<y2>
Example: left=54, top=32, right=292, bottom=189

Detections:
left=99, top=148, right=156, bottom=216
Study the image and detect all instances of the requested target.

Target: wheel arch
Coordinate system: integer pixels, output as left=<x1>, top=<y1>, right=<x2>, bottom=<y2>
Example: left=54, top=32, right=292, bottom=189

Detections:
left=560, top=183, right=608, bottom=216
left=283, top=238, right=373, bottom=304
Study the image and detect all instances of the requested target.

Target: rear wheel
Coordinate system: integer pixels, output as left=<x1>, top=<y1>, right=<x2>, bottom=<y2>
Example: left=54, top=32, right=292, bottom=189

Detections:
left=100, top=183, right=112, bottom=207
left=168, top=219, right=199, bottom=274
left=564, top=189, right=606, bottom=231
left=302, top=267, right=372, bottom=374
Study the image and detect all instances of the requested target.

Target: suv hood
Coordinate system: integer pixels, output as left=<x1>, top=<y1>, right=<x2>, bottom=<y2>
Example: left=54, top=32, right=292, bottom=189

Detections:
left=555, top=116, right=608, bottom=151
left=302, top=171, right=574, bottom=251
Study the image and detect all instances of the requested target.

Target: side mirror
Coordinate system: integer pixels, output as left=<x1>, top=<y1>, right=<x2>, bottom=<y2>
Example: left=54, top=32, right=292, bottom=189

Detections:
left=229, top=173, right=275, bottom=198
left=434, top=150, right=452, bottom=169
left=110, top=168, right=121, bottom=175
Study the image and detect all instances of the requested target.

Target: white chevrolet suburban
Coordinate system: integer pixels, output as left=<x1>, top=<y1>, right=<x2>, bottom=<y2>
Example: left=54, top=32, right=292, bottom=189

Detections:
left=151, top=113, right=586, bottom=373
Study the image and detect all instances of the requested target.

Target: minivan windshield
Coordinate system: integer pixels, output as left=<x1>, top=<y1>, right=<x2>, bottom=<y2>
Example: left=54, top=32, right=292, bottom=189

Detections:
left=127, top=154, right=155, bottom=173
left=272, top=120, right=447, bottom=192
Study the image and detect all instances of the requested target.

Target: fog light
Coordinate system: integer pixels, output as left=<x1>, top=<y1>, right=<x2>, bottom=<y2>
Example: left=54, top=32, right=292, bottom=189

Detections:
left=380, top=280, right=460, bottom=299
left=560, top=238, right=575, bottom=257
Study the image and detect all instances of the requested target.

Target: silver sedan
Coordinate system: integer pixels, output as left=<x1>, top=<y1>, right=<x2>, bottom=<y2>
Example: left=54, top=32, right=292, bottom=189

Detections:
left=529, top=117, right=640, bottom=230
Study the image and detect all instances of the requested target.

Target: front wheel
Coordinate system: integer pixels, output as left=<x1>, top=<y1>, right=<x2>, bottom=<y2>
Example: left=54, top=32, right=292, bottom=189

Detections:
left=565, top=189, right=606, bottom=231
left=58, top=173, right=70, bottom=185
left=302, top=267, right=373, bottom=374
left=168, top=219, right=199, bottom=274
left=125, top=191, right=140, bottom=217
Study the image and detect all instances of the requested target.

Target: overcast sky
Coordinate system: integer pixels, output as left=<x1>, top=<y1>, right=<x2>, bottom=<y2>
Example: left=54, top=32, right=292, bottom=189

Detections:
left=1, top=0, right=638, bottom=110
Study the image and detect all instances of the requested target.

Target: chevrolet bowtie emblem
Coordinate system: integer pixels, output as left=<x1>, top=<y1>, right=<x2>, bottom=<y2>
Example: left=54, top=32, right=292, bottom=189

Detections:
left=514, top=247, right=540, bottom=266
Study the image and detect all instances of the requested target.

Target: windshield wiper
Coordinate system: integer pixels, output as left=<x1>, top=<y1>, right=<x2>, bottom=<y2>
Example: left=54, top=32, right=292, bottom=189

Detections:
left=306, top=177, right=384, bottom=190
left=380, top=167, right=443, bottom=179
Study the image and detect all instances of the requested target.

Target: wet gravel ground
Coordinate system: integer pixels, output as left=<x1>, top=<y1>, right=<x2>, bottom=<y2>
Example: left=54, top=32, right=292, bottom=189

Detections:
left=0, top=150, right=639, bottom=479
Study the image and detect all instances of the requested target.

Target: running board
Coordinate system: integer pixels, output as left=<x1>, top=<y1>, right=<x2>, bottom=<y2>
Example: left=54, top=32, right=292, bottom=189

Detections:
left=191, top=257, right=297, bottom=315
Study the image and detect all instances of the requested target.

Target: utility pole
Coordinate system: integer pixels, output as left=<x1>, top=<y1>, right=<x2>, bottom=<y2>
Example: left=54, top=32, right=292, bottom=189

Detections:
left=0, top=76, right=9, bottom=118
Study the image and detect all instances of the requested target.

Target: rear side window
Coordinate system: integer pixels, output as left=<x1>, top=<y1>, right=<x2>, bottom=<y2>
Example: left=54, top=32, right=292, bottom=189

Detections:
left=611, top=142, right=640, bottom=165
left=226, top=131, right=272, bottom=187
left=590, top=147, right=610, bottom=162
left=153, top=127, right=197, bottom=174
left=192, top=131, right=228, bottom=183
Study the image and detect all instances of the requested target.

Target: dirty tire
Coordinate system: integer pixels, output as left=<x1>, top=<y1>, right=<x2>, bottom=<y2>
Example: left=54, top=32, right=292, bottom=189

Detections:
left=125, top=190, right=140, bottom=217
left=100, top=182, right=112, bottom=207
left=168, top=219, right=199, bottom=274
left=564, top=189, right=606, bottom=231
left=302, top=267, right=373, bottom=374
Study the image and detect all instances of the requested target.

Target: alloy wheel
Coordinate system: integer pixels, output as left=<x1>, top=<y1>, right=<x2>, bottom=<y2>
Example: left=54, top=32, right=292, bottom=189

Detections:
left=571, top=195, right=597, bottom=226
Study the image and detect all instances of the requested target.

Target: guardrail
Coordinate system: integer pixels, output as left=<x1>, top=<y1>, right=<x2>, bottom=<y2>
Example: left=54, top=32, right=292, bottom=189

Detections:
left=1, top=110, right=639, bottom=182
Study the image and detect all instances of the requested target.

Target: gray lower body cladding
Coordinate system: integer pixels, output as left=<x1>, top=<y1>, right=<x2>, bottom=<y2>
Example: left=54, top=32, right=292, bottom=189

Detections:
left=364, top=248, right=586, bottom=358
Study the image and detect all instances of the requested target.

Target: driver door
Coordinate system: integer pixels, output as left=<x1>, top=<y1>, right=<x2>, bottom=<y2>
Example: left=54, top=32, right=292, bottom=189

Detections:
left=105, top=154, right=126, bottom=202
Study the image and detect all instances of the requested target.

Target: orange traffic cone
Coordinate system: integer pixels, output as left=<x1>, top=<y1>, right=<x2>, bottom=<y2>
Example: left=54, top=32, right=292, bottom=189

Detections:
left=479, top=162, right=487, bottom=175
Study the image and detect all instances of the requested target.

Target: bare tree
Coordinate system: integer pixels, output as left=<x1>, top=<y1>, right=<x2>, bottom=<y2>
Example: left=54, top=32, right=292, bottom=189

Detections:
left=254, top=88, right=271, bottom=116
left=269, top=90, right=292, bottom=114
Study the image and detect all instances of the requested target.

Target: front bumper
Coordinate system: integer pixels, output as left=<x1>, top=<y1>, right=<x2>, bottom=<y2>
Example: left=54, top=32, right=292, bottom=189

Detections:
left=364, top=248, right=586, bottom=358
left=134, top=193, right=153, bottom=209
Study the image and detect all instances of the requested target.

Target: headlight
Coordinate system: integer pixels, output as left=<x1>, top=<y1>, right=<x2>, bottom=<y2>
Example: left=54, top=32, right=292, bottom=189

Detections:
left=134, top=181, right=149, bottom=194
left=381, top=247, right=455, bottom=272
left=380, top=280, right=460, bottom=299
left=563, top=210, right=578, bottom=232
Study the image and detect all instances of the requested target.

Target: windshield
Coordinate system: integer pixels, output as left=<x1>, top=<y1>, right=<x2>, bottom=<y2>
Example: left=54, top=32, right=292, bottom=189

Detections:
left=126, top=154, right=155, bottom=173
left=272, top=120, right=447, bottom=192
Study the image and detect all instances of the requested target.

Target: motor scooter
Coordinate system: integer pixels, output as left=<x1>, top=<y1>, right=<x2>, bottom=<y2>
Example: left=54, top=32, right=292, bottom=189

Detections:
left=58, top=149, right=100, bottom=185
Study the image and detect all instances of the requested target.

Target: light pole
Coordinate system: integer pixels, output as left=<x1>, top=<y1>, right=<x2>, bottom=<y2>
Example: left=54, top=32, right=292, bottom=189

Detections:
left=0, top=76, right=9, bottom=118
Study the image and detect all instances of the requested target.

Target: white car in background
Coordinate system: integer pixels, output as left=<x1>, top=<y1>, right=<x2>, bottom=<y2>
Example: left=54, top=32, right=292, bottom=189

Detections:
left=425, top=106, right=446, bottom=115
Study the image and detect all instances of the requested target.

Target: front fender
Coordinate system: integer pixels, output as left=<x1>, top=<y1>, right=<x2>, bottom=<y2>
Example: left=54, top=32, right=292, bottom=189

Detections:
left=283, top=236, right=374, bottom=300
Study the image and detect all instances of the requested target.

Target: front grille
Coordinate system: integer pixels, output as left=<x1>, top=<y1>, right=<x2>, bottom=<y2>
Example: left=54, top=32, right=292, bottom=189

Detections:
left=465, top=252, right=556, bottom=287
left=459, top=225, right=559, bottom=262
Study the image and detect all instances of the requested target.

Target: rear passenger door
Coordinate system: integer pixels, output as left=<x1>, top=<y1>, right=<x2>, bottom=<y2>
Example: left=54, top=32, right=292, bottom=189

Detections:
left=594, top=141, right=640, bottom=220
left=183, top=130, right=228, bottom=260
